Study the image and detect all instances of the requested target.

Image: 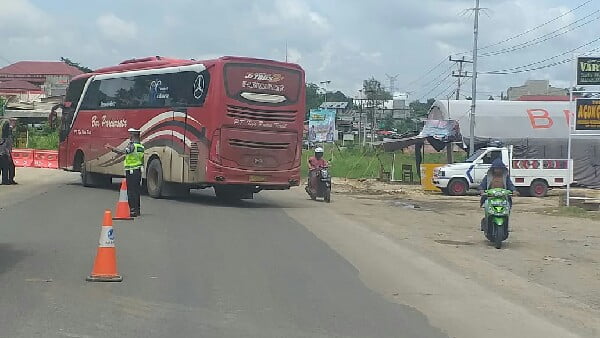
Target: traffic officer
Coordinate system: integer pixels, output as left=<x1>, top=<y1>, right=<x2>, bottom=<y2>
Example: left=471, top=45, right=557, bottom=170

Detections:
left=105, top=128, right=145, bottom=217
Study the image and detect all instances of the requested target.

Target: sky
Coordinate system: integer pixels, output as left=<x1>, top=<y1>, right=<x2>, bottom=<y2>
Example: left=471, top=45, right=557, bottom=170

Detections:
left=0, top=0, right=597, bottom=101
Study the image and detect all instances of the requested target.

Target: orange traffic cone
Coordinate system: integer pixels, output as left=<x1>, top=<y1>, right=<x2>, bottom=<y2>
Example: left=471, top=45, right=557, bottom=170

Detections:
left=86, top=210, right=123, bottom=282
left=114, top=180, right=133, bottom=220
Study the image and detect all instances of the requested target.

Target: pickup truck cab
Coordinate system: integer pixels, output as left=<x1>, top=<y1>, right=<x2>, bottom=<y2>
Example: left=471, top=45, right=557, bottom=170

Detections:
left=433, top=146, right=572, bottom=197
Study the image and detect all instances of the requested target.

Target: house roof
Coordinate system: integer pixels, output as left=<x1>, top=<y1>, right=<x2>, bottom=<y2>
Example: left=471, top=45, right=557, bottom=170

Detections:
left=0, top=79, right=41, bottom=91
left=0, top=61, right=83, bottom=76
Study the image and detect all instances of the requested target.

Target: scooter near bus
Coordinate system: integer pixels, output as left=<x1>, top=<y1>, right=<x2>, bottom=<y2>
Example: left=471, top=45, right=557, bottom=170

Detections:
left=481, top=188, right=512, bottom=249
left=306, top=166, right=331, bottom=203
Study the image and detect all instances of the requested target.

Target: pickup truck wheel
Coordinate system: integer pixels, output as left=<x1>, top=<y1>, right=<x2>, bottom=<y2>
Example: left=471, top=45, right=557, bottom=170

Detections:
left=441, top=187, right=449, bottom=195
left=529, top=180, right=548, bottom=197
left=448, top=178, right=468, bottom=196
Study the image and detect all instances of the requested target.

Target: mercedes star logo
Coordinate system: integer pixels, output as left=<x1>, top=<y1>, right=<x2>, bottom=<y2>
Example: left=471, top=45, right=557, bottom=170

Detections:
left=193, top=74, right=205, bottom=99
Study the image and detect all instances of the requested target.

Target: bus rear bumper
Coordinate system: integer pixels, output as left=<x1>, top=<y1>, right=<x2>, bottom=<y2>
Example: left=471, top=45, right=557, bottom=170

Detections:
left=206, top=161, right=301, bottom=188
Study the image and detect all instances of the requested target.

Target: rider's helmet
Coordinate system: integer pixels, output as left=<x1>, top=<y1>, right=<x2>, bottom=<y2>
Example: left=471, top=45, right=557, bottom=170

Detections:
left=315, top=147, right=324, bottom=159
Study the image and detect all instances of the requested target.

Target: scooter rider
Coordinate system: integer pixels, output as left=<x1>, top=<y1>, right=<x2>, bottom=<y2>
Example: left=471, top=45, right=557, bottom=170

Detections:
left=307, top=147, right=328, bottom=192
left=479, top=158, right=515, bottom=207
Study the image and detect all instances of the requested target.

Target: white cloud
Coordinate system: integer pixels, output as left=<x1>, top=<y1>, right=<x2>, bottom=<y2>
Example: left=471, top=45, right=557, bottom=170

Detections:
left=96, top=13, right=138, bottom=43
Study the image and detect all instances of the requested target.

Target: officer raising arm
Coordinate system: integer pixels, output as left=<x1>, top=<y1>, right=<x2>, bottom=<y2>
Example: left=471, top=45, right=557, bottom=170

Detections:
left=105, top=128, right=145, bottom=217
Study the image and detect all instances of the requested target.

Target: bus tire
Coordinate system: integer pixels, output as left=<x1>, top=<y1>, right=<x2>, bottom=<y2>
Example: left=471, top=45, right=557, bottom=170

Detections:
left=146, top=158, right=164, bottom=199
left=79, top=155, right=109, bottom=187
left=529, top=179, right=548, bottom=198
left=517, top=187, right=530, bottom=197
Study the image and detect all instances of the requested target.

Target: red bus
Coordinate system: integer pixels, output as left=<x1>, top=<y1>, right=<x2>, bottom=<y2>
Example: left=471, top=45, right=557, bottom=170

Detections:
left=58, top=56, right=305, bottom=199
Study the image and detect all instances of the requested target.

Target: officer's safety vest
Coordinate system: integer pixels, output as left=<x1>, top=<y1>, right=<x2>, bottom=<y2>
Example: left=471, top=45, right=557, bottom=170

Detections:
left=124, top=143, right=144, bottom=170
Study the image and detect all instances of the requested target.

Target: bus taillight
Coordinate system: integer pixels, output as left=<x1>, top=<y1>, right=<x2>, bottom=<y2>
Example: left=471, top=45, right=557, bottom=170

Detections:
left=210, top=129, right=221, bottom=164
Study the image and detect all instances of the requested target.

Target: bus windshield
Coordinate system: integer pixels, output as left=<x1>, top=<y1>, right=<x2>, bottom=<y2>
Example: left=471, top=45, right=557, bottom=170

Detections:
left=224, top=63, right=301, bottom=106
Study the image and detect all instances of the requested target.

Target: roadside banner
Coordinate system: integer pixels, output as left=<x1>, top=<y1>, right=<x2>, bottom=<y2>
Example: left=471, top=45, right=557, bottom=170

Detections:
left=575, top=98, right=600, bottom=131
left=308, top=109, right=336, bottom=143
left=576, top=57, right=600, bottom=86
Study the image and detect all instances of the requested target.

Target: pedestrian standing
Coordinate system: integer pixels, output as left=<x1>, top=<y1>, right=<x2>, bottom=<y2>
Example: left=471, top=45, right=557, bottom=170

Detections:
left=0, top=135, right=8, bottom=185
left=3, top=122, right=17, bottom=184
left=105, top=128, right=145, bottom=217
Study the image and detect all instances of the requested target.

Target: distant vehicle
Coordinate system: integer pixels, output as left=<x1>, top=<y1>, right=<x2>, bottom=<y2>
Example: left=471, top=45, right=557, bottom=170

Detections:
left=433, top=145, right=572, bottom=197
left=58, top=56, right=305, bottom=200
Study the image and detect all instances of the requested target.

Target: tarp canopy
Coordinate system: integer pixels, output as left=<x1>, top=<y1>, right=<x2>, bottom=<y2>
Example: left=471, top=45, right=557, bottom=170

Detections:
left=429, top=100, right=600, bottom=188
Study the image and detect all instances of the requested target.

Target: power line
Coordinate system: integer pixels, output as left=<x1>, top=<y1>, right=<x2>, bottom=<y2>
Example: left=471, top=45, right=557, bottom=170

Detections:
left=417, top=73, right=452, bottom=101
left=482, top=40, right=600, bottom=74
left=479, top=9, right=600, bottom=57
left=453, top=0, right=593, bottom=56
left=403, top=56, right=448, bottom=87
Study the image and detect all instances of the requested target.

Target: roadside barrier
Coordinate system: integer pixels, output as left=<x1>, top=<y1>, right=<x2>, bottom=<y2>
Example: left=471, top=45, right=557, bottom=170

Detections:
left=12, top=149, right=59, bottom=169
left=11, top=149, right=35, bottom=167
left=113, top=180, right=133, bottom=220
left=86, top=210, right=123, bottom=282
left=33, top=150, right=59, bottom=169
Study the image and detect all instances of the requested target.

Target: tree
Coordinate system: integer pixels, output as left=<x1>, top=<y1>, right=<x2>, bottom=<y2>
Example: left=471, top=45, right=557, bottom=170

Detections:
left=409, top=98, right=435, bottom=119
left=305, top=83, right=324, bottom=119
left=326, top=90, right=353, bottom=107
left=362, top=77, right=392, bottom=100
left=60, top=57, right=92, bottom=73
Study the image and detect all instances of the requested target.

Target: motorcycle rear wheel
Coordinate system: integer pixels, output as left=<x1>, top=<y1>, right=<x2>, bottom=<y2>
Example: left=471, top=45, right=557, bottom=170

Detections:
left=324, top=188, right=331, bottom=203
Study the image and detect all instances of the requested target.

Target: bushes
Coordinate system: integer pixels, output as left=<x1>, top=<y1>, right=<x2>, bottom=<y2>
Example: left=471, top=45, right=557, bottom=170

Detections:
left=301, top=144, right=466, bottom=180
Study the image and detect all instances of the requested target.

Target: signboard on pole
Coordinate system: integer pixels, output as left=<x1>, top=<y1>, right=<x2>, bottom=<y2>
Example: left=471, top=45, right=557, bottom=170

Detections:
left=576, top=57, right=600, bottom=86
left=308, top=109, right=336, bottom=142
left=575, top=98, right=600, bottom=131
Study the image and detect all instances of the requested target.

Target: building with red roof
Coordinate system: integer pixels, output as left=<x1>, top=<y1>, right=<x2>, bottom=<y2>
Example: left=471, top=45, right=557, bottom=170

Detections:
left=0, top=61, right=84, bottom=100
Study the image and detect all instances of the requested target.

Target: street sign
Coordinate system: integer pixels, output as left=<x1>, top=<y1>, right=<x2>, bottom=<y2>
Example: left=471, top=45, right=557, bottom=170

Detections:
left=575, top=98, right=600, bottom=131
left=576, top=57, right=600, bottom=86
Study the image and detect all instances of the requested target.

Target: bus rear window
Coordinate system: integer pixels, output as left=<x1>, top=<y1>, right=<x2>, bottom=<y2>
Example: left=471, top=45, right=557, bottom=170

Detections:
left=224, top=63, right=301, bottom=106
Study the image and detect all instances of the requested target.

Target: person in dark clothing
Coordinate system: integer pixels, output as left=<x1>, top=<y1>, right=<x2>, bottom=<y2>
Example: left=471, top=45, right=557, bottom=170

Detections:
left=0, top=122, right=14, bottom=185
left=0, top=137, right=8, bottom=185
left=2, top=123, right=16, bottom=184
left=479, top=158, right=515, bottom=207
left=105, top=128, right=145, bottom=217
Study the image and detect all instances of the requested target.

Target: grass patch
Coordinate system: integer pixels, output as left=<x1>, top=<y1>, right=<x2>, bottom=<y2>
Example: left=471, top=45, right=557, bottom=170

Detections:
left=301, top=143, right=466, bottom=180
left=539, top=206, right=600, bottom=220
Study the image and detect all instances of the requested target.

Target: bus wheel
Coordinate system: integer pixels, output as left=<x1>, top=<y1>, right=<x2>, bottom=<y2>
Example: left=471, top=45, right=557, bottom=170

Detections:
left=80, top=155, right=109, bottom=187
left=146, top=158, right=164, bottom=199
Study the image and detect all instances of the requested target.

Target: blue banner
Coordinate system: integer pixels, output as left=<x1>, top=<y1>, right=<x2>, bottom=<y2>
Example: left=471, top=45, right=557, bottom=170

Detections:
left=308, top=109, right=336, bottom=142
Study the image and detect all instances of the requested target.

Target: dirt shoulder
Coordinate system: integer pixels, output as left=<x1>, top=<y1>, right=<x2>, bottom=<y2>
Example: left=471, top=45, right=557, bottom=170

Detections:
left=328, top=178, right=600, bottom=337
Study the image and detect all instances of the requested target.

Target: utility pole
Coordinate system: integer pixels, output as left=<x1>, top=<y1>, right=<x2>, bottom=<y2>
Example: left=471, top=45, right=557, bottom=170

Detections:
left=449, top=56, right=472, bottom=100
left=448, top=56, right=473, bottom=163
left=320, top=80, right=331, bottom=104
left=469, top=0, right=481, bottom=155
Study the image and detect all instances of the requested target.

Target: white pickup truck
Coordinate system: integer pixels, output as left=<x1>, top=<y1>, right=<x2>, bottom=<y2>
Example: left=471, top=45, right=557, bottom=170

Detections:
left=432, top=146, right=572, bottom=197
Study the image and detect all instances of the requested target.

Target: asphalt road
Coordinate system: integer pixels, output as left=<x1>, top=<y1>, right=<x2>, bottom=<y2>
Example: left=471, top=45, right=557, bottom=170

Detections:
left=0, top=173, right=447, bottom=338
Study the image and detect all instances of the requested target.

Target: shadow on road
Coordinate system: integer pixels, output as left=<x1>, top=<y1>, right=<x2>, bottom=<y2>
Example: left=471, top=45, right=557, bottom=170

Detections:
left=0, top=243, right=29, bottom=275
left=67, top=181, right=310, bottom=209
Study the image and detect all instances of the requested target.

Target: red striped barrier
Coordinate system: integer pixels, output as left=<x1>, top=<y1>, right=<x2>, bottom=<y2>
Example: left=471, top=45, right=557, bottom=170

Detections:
left=11, top=149, right=35, bottom=167
left=33, top=150, right=59, bottom=169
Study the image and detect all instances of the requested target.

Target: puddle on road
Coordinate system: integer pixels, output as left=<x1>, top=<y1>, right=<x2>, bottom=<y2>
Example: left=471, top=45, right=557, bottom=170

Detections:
left=434, top=239, right=474, bottom=246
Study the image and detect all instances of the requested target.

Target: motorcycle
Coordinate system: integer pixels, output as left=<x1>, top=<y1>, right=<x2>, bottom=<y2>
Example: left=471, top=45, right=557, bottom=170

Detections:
left=306, top=166, right=331, bottom=203
left=481, top=188, right=512, bottom=249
